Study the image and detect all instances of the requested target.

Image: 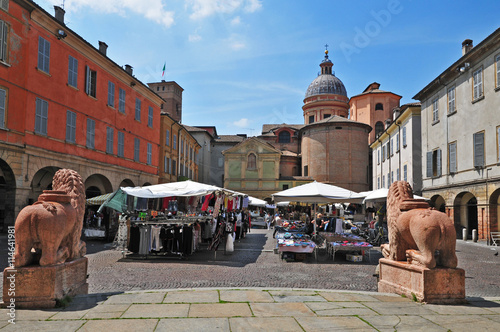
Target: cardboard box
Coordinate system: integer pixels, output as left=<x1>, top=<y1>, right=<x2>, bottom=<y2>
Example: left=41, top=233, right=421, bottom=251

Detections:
left=346, top=254, right=363, bottom=262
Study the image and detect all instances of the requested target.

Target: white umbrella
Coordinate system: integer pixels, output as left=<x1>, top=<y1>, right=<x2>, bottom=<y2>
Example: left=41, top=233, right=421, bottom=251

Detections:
left=362, top=188, right=428, bottom=203
left=272, top=181, right=364, bottom=203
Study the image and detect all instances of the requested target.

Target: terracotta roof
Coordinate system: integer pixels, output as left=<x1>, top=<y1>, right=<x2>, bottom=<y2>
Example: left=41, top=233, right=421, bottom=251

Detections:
left=261, top=124, right=304, bottom=134
left=214, top=135, right=247, bottom=143
left=280, top=150, right=298, bottom=157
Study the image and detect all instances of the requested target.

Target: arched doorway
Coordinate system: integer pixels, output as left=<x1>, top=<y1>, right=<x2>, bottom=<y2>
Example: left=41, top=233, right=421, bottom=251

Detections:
left=467, top=197, right=478, bottom=238
left=430, top=195, right=446, bottom=213
left=119, top=179, right=135, bottom=188
left=30, top=167, right=60, bottom=204
left=489, top=188, right=500, bottom=235
left=85, top=174, right=113, bottom=197
left=0, top=159, right=16, bottom=231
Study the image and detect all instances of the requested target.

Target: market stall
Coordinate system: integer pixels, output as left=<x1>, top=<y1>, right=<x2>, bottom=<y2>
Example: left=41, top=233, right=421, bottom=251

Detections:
left=276, top=232, right=316, bottom=261
left=320, top=232, right=372, bottom=262
left=271, top=182, right=365, bottom=262
left=97, top=180, right=249, bottom=259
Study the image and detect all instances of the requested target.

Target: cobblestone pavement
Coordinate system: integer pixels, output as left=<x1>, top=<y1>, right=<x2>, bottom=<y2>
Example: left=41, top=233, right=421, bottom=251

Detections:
left=1, top=229, right=499, bottom=298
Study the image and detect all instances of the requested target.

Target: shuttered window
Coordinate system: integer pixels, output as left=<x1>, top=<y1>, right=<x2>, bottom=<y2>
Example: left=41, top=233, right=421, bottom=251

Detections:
left=38, top=36, right=50, bottom=73
left=473, top=68, right=483, bottom=100
left=66, top=110, right=76, bottom=143
left=68, top=56, right=78, bottom=88
left=35, top=98, right=48, bottom=135
left=117, top=131, right=124, bottom=157
left=402, top=126, right=407, bottom=146
left=449, top=142, right=457, bottom=174
left=106, top=127, right=114, bottom=154
left=86, top=118, right=95, bottom=149
left=85, top=66, right=97, bottom=97
left=134, top=138, right=140, bottom=162
left=473, top=132, right=484, bottom=167
left=0, top=20, right=8, bottom=62
left=0, top=88, right=5, bottom=128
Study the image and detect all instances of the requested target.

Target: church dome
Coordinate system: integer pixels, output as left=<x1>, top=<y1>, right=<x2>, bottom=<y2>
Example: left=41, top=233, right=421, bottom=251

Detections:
left=305, top=49, right=347, bottom=98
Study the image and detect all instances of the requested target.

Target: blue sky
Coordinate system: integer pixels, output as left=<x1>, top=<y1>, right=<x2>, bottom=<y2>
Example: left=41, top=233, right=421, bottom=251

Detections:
left=39, top=0, right=500, bottom=136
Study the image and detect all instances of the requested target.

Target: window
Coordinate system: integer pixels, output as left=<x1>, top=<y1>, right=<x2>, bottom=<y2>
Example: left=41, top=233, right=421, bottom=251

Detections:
left=402, top=126, right=407, bottom=146
left=396, top=133, right=400, bottom=152
left=118, top=88, right=126, bottom=113
left=148, top=106, right=153, bottom=127
left=107, top=81, right=115, bottom=107
left=396, top=168, right=400, bottom=181
left=180, top=138, right=184, bottom=154
left=447, top=86, right=455, bottom=114
left=375, top=121, right=384, bottom=138
left=117, top=131, right=124, bottom=157
left=375, top=103, right=383, bottom=111
left=382, top=145, right=386, bottom=161
left=403, top=164, right=407, bottom=182
left=304, top=165, right=308, bottom=176
left=432, top=98, right=439, bottom=122
left=38, top=36, right=50, bottom=73
left=134, top=138, right=140, bottom=162
left=173, top=134, right=177, bottom=150
left=283, top=184, right=289, bottom=190
left=382, top=175, right=385, bottom=188
left=0, top=0, right=8, bottom=11
left=166, top=129, right=170, bottom=146
left=66, top=110, right=76, bottom=143
left=496, top=55, right=500, bottom=89
left=323, top=114, right=331, bottom=119
left=247, top=153, right=256, bottom=169
left=308, top=115, right=314, bottom=124
left=35, top=98, right=48, bottom=135
left=473, top=132, right=484, bottom=168
left=106, top=127, right=114, bottom=154
left=0, top=87, right=6, bottom=128
left=449, top=141, right=457, bottom=174
left=86, top=118, right=95, bottom=149
left=135, top=98, right=141, bottom=121
left=390, top=138, right=394, bottom=155
left=67, top=55, right=78, bottom=88
left=172, top=159, right=176, bottom=175
left=0, top=20, right=8, bottom=62
left=391, top=171, right=394, bottom=184
left=147, top=143, right=152, bottom=165
left=387, top=173, right=390, bottom=188
left=377, top=177, right=380, bottom=189
left=85, top=66, right=97, bottom=97
left=473, top=67, right=483, bottom=100
left=278, top=131, right=291, bottom=143
left=426, top=149, right=442, bottom=178
left=377, top=148, right=380, bottom=164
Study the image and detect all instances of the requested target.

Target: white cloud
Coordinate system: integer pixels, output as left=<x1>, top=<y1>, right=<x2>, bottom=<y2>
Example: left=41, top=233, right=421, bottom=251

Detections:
left=189, top=34, right=202, bottom=42
left=47, top=0, right=175, bottom=27
left=244, top=0, right=262, bottom=13
left=188, top=0, right=261, bottom=20
left=230, top=16, right=241, bottom=26
left=233, top=118, right=250, bottom=128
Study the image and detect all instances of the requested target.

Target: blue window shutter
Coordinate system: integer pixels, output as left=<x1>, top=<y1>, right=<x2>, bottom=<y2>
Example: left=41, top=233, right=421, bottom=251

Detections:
left=436, top=149, right=442, bottom=177
left=426, top=151, right=433, bottom=178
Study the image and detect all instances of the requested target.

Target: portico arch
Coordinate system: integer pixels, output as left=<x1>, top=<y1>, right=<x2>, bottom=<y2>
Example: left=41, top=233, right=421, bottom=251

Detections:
left=489, top=188, right=500, bottom=234
left=85, top=174, right=113, bottom=198
left=30, top=166, right=61, bottom=203
left=454, top=192, right=478, bottom=239
left=430, top=195, right=446, bottom=213
left=0, top=159, right=16, bottom=230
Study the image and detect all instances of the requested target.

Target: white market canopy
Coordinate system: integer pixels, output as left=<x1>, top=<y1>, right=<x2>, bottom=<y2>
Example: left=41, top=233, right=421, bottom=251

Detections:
left=247, top=196, right=268, bottom=207
left=272, top=181, right=364, bottom=204
left=98, top=180, right=241, bottom=213
left=121, top=180, right=224, bottom=198
left=361, top=188, right=429, bottom=203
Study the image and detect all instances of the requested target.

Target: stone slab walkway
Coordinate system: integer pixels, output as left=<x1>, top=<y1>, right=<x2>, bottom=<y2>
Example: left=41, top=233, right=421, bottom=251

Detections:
left=1, top=288, right=500, bottom=331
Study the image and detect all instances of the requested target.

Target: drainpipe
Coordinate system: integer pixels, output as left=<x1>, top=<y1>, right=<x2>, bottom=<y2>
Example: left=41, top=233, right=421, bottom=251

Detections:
left=395, top=121, right=401, bottom=181
left=377, top=136, right=383, bottom=188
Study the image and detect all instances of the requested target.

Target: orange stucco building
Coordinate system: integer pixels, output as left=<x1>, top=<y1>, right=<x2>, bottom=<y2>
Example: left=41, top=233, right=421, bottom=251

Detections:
left=0, top=1, right=165, bottom=229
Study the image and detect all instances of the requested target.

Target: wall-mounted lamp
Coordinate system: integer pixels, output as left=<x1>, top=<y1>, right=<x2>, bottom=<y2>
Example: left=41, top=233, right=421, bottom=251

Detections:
left=57, top=29, right=67, bottom=39
left=457, top=62, right=470, bottom=73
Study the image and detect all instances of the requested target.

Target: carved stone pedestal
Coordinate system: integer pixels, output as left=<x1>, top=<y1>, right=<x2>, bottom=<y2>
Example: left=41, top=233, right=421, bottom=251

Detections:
left=378, top=258, right=466, bottom=304
left=2, top=257, right=88, bottom=309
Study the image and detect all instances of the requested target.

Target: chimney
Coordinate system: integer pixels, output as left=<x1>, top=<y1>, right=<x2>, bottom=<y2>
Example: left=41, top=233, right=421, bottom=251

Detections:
left=462, top=39, right=473, bottom=56
left=98, top=41, right=108, bottom=56
left=54, top=6, right=65, bottom=24
left=124, top=64, right=133, bottom=75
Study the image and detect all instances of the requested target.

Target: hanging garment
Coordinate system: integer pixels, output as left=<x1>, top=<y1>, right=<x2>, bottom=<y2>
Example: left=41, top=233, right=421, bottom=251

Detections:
left=202, top=194, right=212, bottom=211
left=242, top=196, right=249, bottom=208
left=226, top=233, right=234, bottom=252
left=150, top=225, right=162, bottom=251
left=138, top=226, right=150, bottom=255
left=128, top=225, right=140, bottom=253
left=335, top=218, right=343, bottom=234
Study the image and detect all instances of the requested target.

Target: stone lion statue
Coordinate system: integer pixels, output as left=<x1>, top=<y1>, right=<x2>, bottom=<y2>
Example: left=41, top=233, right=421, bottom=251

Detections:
left=381, top=181, right=457, bottom=269
left=14, top=169, right=86, bottom=267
